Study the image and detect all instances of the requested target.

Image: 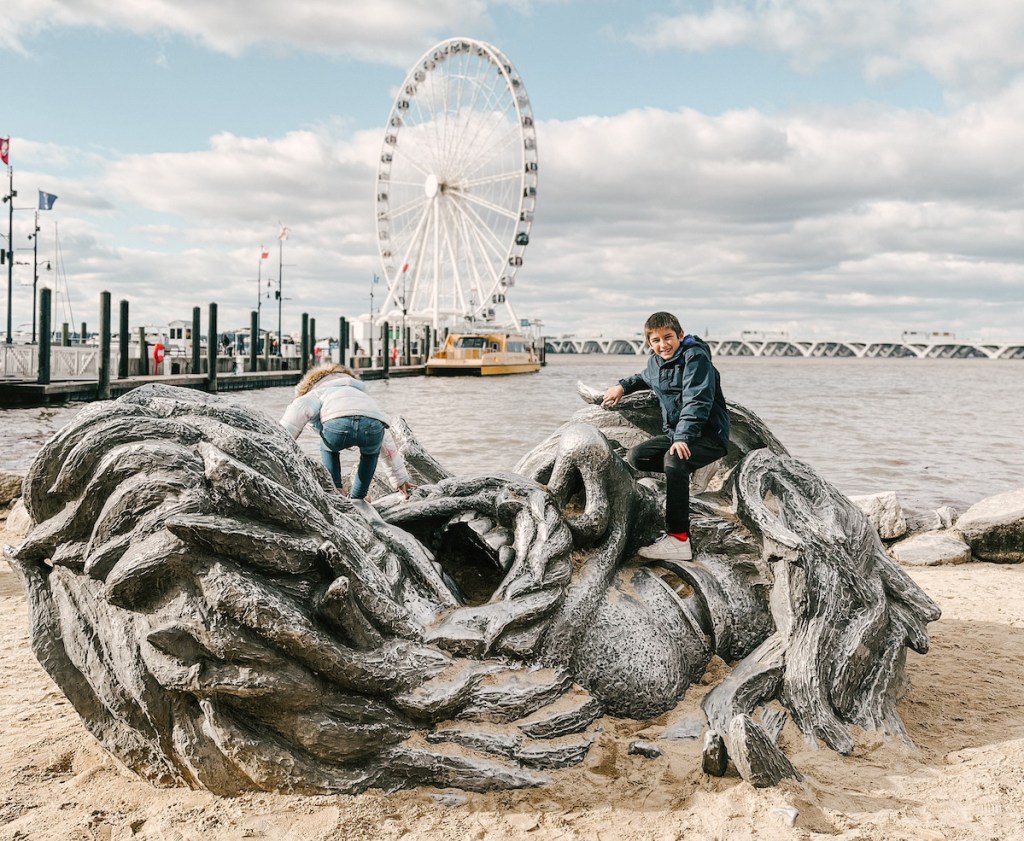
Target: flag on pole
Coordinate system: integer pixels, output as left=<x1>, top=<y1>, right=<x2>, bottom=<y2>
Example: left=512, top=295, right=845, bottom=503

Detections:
left=0, top=138, right=9, bottom=165
left=372, top=274, right=380, bottom=285
left=39, top=191, right=58, bottom=210
left=260, top=244, right=269, bottom=260
left=402, top=263, right=409, bottom=273
left=278, top=224, right=289, bottom=241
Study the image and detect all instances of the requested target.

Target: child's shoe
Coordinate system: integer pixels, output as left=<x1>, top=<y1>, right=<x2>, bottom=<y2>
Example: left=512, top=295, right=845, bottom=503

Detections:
left=638, top=534, right=693, bottom=561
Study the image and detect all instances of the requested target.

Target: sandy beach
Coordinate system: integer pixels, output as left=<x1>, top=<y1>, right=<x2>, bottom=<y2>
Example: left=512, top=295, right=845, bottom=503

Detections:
left=3, top=514, right=1024, bottom=841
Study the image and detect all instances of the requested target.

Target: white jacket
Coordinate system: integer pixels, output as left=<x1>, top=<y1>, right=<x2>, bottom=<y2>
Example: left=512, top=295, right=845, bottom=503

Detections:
left=279, top=373, right=410, bottom=487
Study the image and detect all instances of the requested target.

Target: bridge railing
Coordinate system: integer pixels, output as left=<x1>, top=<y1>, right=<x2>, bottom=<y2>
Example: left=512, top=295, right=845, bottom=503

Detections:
left=544, top=337, right=1024, bottom=359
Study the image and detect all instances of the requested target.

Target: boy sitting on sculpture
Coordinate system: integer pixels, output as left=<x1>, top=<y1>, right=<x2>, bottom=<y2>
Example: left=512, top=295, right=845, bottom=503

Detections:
left=602, top=311, right=730, bottom=560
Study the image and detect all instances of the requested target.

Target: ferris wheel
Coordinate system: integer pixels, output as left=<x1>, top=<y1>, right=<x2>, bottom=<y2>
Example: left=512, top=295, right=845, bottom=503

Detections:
left=373, top=38, right=538, bottom=329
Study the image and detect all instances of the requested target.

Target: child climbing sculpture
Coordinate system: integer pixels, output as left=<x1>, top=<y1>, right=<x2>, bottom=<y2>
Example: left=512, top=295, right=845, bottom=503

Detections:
left=280, top=363, right=413, bottom=499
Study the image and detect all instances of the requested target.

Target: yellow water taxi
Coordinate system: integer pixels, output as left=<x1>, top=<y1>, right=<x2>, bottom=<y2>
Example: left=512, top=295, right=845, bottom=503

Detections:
left=426, top=332, right=541, bottom=376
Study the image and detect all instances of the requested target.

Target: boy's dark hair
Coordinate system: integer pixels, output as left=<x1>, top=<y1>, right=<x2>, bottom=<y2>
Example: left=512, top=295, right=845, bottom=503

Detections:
left=644, top=311, right=682, bottom=337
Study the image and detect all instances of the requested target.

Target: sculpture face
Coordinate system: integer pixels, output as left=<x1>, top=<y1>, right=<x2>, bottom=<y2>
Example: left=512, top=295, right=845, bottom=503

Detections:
left=6, top=382, right=939, bottom=793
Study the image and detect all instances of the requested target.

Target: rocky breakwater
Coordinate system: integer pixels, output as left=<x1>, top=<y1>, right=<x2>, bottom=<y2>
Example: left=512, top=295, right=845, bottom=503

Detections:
left=850, top=487, right=1024, bottom=567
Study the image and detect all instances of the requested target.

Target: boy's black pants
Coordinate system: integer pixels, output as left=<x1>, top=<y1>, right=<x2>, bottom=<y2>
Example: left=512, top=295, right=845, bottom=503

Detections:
left=626, top=434, right=728, bottom=535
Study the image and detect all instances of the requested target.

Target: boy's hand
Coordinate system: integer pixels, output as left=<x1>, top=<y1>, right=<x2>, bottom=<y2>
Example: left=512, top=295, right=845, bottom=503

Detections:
left=669, top=441, right=691, bottom=460
left=602, top=384, right=624, bottom=408
left=397, top=482, right=415, bottom=499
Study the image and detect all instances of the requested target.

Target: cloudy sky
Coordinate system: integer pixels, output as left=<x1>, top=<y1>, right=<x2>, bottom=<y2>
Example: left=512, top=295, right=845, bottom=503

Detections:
left=2, top=0, right=1023, bottom=342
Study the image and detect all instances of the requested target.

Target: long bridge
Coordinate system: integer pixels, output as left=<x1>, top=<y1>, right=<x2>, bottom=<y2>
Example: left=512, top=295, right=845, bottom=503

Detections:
left=544, top=335, right=1024, bottom=360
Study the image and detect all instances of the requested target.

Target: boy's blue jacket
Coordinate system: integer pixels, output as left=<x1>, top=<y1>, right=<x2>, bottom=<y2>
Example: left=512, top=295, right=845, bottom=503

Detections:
left=618, top=335, right=730, bottom=447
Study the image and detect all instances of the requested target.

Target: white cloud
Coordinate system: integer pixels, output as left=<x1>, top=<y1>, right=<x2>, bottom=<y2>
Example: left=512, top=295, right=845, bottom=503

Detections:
left=0, top=0, right=494, bottom=63
left=10, top=79, right=1024, bottom=343
left=629, top=0, right=1024, bottom=95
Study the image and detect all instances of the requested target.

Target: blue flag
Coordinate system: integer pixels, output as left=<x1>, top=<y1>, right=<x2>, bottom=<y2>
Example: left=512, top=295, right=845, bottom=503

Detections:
left=39, top=191, right=58, bottom=210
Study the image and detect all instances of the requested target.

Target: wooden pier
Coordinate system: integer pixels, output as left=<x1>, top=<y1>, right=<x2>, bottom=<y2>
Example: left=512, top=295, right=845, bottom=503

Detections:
left=0, top=365, right=427, bottom=408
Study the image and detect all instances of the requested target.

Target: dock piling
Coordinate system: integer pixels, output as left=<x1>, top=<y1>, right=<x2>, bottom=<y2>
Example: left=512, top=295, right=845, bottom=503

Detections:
left=191, top=307, right=201, bottom=375
left=98, top=292, right=111, bottom=400
left=207, top=303, right=218, bottom=393
left=137, top=326, right=148, bottom=376
left=118, top=300, right=129, bottom=379
left=300, top=313, right=309, bottom=375
left=37, top=288, right=52, bottom=385
left=249, top=310, right=258, bottom=373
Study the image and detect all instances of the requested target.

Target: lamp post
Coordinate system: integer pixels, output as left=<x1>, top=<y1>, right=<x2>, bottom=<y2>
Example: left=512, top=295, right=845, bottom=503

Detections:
left=27, top=211, right=39, bottom=343
left=3, top=168, right=15, bottom=343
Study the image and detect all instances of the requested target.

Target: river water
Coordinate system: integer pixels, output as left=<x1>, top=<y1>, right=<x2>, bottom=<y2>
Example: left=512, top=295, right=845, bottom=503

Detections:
left=2, top=355, right=1020, bottom=514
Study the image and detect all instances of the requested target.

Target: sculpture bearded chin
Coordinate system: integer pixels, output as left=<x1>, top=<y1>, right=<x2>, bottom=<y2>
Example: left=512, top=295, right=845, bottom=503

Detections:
left=5, top=382, right=940, bottom=793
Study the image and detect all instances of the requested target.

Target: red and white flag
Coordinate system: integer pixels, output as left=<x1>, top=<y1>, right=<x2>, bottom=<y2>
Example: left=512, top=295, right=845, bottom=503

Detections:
left=278, top=224, right=289, bottom=241
left=0, top=138, right=9, bottom=166
left=260, top=244, right=269, bottom=260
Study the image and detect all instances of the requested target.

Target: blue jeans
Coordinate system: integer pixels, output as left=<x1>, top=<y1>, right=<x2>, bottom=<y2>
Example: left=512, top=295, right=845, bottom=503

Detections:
left=317, top=416, right=386, bottom=499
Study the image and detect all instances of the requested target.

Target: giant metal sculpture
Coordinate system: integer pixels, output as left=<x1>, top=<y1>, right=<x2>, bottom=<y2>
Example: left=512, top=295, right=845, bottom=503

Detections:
left=5, top=383, right=940, bottom=792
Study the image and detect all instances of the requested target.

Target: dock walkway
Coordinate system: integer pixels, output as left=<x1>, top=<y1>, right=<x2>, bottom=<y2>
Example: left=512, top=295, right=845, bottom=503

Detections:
left=0, top=365, right=426, bottom=408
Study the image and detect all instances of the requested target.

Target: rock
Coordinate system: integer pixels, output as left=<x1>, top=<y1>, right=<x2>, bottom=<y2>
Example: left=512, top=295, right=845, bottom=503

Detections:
left=905, top=504, right=960, bottom=534
left=889, top=530, right=971, bottom=567
left=4, top=499, right=32, bottom=541
left=849, top=491, right=908, bottom=540
left=628, top=740, right=662, bottom=759
left=0, top=470, right=24, bottom=507
left=772, top=806, right=799, bottom=827
left=955, top=487, right=1024, bottom=563
left=702, top=731, right=728, bottom=777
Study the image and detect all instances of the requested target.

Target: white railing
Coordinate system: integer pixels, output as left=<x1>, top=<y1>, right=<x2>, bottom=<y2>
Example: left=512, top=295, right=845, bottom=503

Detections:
left=1, top=345, right=121, bottom=380
left=50, top=346, right=104, bottom=379
left=1, top=344, right=37, bottom=378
